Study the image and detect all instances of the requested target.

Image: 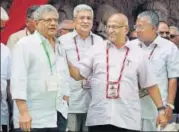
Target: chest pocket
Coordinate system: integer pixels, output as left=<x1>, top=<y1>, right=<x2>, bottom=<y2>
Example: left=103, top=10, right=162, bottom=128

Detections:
left=123, top=57, right=138, bottom=82
left=150, top=53, right=167, bottom=77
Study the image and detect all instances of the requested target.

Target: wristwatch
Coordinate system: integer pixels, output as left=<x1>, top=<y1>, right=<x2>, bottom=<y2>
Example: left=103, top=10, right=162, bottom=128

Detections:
left=157, top=106, right=166, bottom=115
left=157, top=106, right=166, bottom=111
left=167, top=103, right=175, bottom=110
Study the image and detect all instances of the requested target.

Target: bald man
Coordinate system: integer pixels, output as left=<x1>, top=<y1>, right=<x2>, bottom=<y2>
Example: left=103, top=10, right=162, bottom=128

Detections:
left=158, top=21, right=170, bottom=39
left=66, top=13, right=167, bottom=132
left=57, top=20, right=74, bottom=37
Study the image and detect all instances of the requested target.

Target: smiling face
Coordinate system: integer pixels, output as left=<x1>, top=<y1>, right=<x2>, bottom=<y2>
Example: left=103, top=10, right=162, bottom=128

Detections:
left=36, top=11, right=58, bottom=38
left=106, top=14, right=129, bottom=44
left=135, top=16, right=156, bottom=42
left=74, top=10, right=93, bottom=35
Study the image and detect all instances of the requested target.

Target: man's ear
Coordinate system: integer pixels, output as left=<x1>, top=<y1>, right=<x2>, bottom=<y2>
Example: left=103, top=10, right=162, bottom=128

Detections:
left=125, top=25, right=129, bottom=35
left=33, top=20, right=38, bottom=28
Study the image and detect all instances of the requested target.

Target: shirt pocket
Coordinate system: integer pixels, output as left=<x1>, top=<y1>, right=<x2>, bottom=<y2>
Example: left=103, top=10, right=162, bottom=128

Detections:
left=123, top=58, right=138, bottom=83
left=150, top=55, right=167, bottom=77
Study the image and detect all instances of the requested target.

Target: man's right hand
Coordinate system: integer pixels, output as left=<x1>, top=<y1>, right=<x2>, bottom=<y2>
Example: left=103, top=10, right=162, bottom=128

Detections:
left=19, top=112, right=32, bottom=132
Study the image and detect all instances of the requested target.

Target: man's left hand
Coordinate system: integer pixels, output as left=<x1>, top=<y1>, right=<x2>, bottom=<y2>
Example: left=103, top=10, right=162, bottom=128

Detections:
left=157, top=110, right=168, bottom=128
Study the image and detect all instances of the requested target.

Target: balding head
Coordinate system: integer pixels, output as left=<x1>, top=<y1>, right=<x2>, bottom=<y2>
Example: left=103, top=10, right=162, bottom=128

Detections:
left=108, top=13, right=128, bottom=27
left=106, top=13, right=129, bottom=46
left=0, top=7, right=9, bottom=31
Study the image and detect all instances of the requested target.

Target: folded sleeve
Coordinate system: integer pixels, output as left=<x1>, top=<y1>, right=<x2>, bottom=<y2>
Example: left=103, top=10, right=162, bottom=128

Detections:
left=167, top=45, right=179, bottom=78
left=10, top=39, right=30, bottom=100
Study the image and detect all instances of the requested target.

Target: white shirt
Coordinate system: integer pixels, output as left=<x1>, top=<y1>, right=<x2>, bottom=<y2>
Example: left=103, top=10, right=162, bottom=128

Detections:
left=1, top=43, right=11, bottom=125
left=58, top=30, right=103, bottom=113
left=77, top=40, right=157, bottom=130
left=11, top=31, right=70, bottom=128
left=130, top=36, right=179, bottom=119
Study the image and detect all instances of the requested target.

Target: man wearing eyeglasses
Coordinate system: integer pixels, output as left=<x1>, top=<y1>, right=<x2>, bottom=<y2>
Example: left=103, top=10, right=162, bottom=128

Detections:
left=66, top=13, right=168, bottom=132
left=7, top=5, right=39, bottom=51
left=11, top=5, right=70, bottom=132
left=169, top=26, right=179, bottom=49
left=58, top=4, right=103, bottom=132
left=57, top=20, right=74, bottom=37
left=131, top=11, right=179, bottom=131
left=157, top=21, right=170, bottom=40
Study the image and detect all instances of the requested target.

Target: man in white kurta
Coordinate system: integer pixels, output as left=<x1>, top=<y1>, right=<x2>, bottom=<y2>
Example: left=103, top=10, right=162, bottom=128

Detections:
left=11, top=5, right=70, bottom=132
left=67, top=13, right=168, bottom=132
left=131, top=11, right=179, bottom=131
left=58, top=4, right=103, bottom=132
left=1, top=43, right=11, bottom=131
left=7, top=6, right=39, bottom=51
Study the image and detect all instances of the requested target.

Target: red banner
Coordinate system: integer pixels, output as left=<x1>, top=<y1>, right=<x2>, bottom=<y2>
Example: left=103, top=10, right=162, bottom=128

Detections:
left=1, top=0, right=48, bottom=44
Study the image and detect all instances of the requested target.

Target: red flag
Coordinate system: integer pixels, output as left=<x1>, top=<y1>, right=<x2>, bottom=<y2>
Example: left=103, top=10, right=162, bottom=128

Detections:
left=1, top=0, right=48, bottom=44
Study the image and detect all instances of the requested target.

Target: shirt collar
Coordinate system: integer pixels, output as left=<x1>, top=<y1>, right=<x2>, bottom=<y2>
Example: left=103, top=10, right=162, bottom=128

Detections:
left=71, top=29, right=94, bottom=39
left=34, top=30, right=59, bottom=44
left=107, top=39, right=131, bottom=50
left=138, top=35, right=161, bottom=48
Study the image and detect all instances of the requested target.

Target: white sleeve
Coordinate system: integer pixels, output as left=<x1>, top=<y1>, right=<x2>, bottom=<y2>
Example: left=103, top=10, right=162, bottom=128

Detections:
left=11, top=40, right=30, bottom=100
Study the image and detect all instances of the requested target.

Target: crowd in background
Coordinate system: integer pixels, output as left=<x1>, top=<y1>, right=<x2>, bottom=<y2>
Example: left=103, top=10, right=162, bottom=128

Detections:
left=1, top=2, right=179, bottom=132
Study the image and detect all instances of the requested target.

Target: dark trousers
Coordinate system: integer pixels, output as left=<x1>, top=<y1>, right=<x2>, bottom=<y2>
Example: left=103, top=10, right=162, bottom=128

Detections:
left=89, top=125, right=140, bottom=132
left=57, top=111, right=67, bottom=132
left=14, top=128, right=58, bottom=132
left=1, top=125, right=8, bottom=132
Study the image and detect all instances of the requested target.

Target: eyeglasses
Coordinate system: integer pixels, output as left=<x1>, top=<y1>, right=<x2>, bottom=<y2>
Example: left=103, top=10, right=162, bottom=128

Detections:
left=39, top=18, right=58, bottom=23
left=159, top=31, right=170, bottom=35
left=170, top=34, right=179, bottom=39
left=105, top=25, right=125, bottom=30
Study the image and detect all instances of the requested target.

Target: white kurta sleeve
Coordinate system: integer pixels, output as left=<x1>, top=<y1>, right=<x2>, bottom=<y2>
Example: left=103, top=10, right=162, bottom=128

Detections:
left=6, top=47, right=11, bottom=80
left=167, top=45, right=179, bottom=78
left=11, top=39, right=30, bottom=100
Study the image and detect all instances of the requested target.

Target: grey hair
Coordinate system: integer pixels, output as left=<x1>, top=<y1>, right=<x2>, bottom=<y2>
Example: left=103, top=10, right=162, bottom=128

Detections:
left=170, top=26, right=179, bottom=35
left=137, top=10, right=159, bottom=27
left=0, top=7, right=9, bottom=21
left=73, top=4, right=94, bottom=18
left=33, top=4, right=59, bottom=20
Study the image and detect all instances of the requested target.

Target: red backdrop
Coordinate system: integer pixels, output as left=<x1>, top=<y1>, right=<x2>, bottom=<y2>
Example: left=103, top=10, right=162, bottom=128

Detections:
left=1, top=0, right=48, bottom=44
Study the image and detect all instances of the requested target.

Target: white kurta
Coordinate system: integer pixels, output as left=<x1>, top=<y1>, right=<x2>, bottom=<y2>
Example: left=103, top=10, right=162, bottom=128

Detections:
left=58, top=30, right=103, bottom=113
left=1, top=43, right=11, bottom=125
left=131, top=36, right=179, bottom=119
left=77, top=40, right=157, bottom=130
left=11, top=31, right=70, bottom=128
